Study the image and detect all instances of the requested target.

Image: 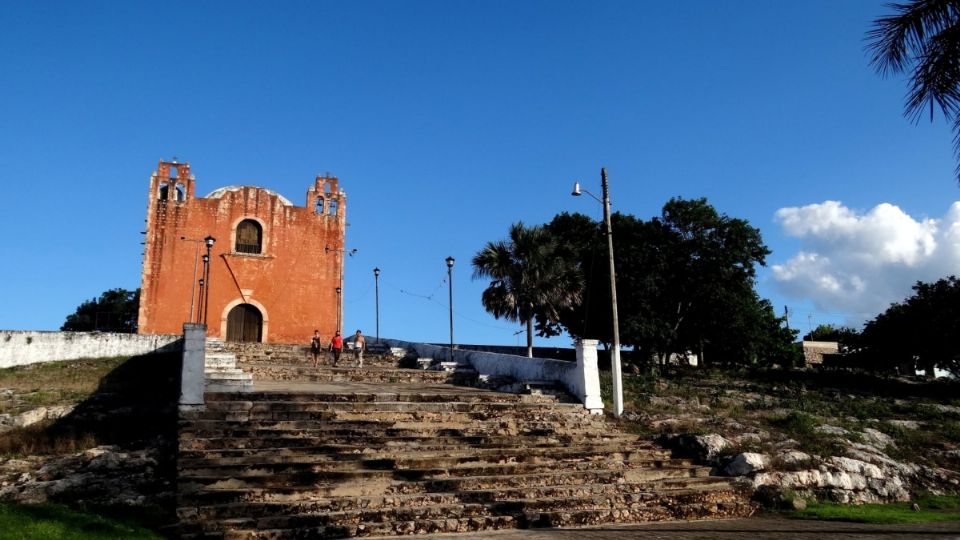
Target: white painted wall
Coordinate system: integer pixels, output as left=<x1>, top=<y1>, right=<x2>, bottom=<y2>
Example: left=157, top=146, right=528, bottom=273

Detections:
left=383, top=338, right=604, bottom=414
left=0, top=330, right=181, bottom=368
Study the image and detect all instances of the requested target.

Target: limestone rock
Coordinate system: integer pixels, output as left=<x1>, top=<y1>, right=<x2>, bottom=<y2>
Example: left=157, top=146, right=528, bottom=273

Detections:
left=658, top=433, right=733, bottom=464
left=814, top=424, right=849, bottom=437
left=888, top=420, right=920, bottom=430
left=777, top=450, right=813, bottom=466
left=724, top=452, right=768, bottom=476
left=861, top=427, right=895, bottom=449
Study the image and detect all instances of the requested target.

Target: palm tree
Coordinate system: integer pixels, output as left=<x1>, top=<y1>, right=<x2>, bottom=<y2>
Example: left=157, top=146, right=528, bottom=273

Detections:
left=472, top=222, right=582, bottom=357
left=867, top=0, right=960, bottom=180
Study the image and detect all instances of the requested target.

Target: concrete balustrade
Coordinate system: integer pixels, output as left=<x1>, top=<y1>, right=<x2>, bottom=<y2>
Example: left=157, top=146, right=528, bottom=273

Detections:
left=381, top=337, right=605, bottom=414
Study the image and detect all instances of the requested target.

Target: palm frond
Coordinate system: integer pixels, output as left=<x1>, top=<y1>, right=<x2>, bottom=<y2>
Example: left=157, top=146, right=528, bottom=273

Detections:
left=867, top=0, right=960, bottom=75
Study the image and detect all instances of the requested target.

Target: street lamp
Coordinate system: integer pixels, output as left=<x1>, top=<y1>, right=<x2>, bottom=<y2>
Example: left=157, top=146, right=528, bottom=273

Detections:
left=373, top=267, right=381, bottom=343
left=335, top=286, right=342, bottom=334
left=572, top=167, right=624, bottom=417
left=446, top=256, right=455, bottom=362
left=197, top=278, right=205, bottom=324
left=200, top=254, right=210, bottom=323
left=180, top=236, right=204, bottom=323
left=325, top=245, right=357, bottom=336
left=203, top=236, right=216, bottom=326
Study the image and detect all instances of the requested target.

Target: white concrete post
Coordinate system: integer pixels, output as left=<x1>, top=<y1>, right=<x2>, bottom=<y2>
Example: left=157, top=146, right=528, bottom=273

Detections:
left=575, top=339, right=605, bottom=414
left=180, top=323, right=207, bottom=411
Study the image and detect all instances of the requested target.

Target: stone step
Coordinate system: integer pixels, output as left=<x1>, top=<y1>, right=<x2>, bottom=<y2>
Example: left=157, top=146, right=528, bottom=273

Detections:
left=180, top=499, right=755, bottom=539
left=201, top=390, right=563, bottom=405
left=178, top=456, right=688, bottom=479
left=201, top=398, right=586, bottom=414
left=178, top=438, right=654, bottom=457
left=181, top=420, right=608, bottom=436
left=204, top=380, right=253, bottom=389
left=183, top=414, right=601, bottom=429
left=179, top=431, right=620, bottom=451
left=192, top=491, right=751, bottom=532
left=206, top=371, right=253, bottom=381
left=179, top=477, right=742, bottom=507
left=181, top=480, right=742, bottom=521
left=178, top=465, right=709, bottom=493
left=206, top=360, right=241, bottom=370
left=180, top=434, right=648, bottom=463
left=241, top=365, right=476, bottom=385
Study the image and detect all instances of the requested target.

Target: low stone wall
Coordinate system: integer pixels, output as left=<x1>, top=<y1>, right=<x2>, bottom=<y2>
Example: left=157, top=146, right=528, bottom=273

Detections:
left=383, top=338, right=603, bottom=414
left=0, top=330, right=182, bottom=369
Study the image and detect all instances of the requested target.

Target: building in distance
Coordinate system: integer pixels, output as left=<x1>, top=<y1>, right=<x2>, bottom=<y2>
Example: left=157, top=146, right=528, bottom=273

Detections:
left=137, top=160, right=347, bottom=343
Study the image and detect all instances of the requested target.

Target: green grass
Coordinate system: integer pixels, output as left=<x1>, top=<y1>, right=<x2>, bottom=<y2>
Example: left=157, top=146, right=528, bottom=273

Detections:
left=790, top=495, right=960, bottom=524
left=0, top=502, right=165, bottom=540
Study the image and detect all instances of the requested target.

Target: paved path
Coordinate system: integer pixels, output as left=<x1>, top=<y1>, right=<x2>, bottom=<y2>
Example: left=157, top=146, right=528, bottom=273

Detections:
left=376, top=518, right=960, bottom=539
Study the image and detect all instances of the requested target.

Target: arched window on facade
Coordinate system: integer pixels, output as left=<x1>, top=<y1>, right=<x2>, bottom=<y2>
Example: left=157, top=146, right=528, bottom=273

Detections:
left=158, top=184, right=169, bottom=200
left=328, top=199, right=338, bottom=216
left=174, top=183, right=186, bottom=202
left=315, top=197, right=324, bottom=215
left=235, top=219, right=263, bottom=254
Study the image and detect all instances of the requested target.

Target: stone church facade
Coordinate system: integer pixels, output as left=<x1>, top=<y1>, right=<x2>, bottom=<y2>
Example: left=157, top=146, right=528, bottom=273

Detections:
left=137, top=160, right=347, bottom=343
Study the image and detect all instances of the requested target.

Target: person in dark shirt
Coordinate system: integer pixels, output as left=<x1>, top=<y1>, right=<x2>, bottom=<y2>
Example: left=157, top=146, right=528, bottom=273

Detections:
left=310, top=330, right=321, bottom=367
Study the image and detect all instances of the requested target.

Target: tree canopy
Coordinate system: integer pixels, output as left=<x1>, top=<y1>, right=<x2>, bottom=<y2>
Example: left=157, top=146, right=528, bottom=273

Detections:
left=61, top=288, right=140, bottom=333
left=857, top=276, right=960, bottom=377
left=540, top=197, right=797, bottom=367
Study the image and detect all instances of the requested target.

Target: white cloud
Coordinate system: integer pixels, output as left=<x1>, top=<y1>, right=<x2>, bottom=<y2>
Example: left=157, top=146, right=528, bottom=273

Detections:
left=771, top=201, right=960, bottom=323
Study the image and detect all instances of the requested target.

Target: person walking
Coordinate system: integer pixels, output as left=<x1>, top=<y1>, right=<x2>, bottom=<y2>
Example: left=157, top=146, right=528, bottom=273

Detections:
left=310, top=329, right=322, bottom=368
left=353, top=329, right=366, bottom=367
left=329, top=331, right=343, bottom=367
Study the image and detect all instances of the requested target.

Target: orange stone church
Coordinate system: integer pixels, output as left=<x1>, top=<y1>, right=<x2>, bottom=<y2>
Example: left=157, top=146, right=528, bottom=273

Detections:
left=137, top=160, right=347, bottom=343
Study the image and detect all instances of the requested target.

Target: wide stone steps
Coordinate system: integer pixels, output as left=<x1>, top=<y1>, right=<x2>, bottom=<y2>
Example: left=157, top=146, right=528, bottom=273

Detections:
left=179, top=436, right=657, bottom=463
left=187, top=407, right=596, bottom=423
left=182, top=421, right=601, bottom=438
left=178, top=455, right=691, bottom=480
left=183, top=432, right=602, bottom=449
left=203, top=391, right=560, bottom=405
left=179, top=444, right=667, bottom=467
left=201, top=399, right=586, bottom=414
left=180, top=465, right=711, bottom=496
left=239, top=364, right=476, bottom=385
left=183, top=478, right=740, bottom=519
left=179, top=349, right=755, bottom=537
left=181, top=476, right=741, bottom=508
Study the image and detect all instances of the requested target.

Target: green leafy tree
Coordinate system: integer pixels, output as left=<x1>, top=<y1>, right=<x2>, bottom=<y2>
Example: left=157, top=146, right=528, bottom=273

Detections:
left=62, top=288, right=140, bottom=333
left=546, top=198, right=790, bottom=368
left=472, top=223, right=582, bottom=357
left=803, top=324, right=861, bottom=352
left=648, top=198, right=772, bottom=367
left=858, top=276, right=960, bottom=377
left=867, top=0, right=960, bottom=180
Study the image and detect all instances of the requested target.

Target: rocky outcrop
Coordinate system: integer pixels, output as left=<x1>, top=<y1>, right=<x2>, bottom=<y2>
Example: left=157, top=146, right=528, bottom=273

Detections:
left=0, top=444, right=173, bottom=510
left=683, top=425, right=960, bottom=505
left=0, top=405, right=75, bottom=432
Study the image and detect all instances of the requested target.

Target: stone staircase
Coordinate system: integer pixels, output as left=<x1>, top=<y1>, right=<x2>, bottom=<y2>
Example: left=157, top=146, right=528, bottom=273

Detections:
left=205, top=348, right=253, bottom=391
left=177, top=343, right=754, bottom=538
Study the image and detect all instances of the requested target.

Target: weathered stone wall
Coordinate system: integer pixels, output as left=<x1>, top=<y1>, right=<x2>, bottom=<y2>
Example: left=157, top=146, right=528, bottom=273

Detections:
left=0, top=330, right=181, bottom=369
left=138, top=160, right=347, bottom=343
left=802, top=340, right=839, bottom=366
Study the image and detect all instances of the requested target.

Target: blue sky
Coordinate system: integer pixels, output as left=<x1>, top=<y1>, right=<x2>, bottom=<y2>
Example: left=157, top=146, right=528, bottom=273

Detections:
left=2, top=1, right=958, bottom=346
